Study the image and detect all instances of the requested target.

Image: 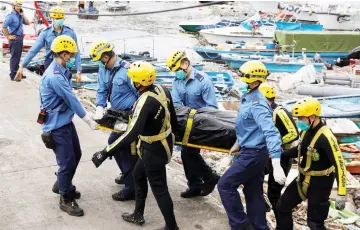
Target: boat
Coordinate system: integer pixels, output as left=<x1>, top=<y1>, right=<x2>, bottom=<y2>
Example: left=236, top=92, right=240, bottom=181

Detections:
left=199, top=24, right=275, bottom=45
left=193, top=46, right=347, bottom=64
left=179, top=19, right=242, bottom=32
left=1, top=34, right=38, bottom=55
left=295, top=84, right=360, bottom=97
left=106, top=1, right=129, bottom=11
left=282, top=95, right=360, bottom=118
left=221, top=54, right=324, bottom=72
left=78, top=8, right=99, bottom=20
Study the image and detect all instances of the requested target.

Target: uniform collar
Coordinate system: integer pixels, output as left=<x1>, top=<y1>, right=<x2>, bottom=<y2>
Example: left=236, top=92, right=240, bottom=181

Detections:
left=113, top=56, right=122, bottom=68
left=50, top=25, right=64, bottom=34
left=242, top=88, right=260, bottom=102
left=54, top=60, right=69, bottom=75
left=11, top=10, right=20, bottom=16
left=188, top=68, right=196, bottom=80
left=271, top=102, right=277, bottom=110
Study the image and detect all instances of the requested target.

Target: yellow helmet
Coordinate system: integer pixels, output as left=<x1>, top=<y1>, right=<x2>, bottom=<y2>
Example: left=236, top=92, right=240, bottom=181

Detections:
left=50, top=7, right=65, bottom=19
left=259, top=84, right=276, bottom=99
left=166, top=50, right=187, bottom=72
left=50, top=35, right=78, bottom=54
left=89, top=40, right=114, bottom=61
left=292, top=97, right=321, bottom=117
left=12, top=0, right=22, bottom=5
left=128, top=61, right=156, bottom=87
left=239, top=60, right=269, bottom=84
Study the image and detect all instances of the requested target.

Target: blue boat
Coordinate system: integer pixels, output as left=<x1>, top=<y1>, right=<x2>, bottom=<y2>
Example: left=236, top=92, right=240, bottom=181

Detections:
left=221, top=54, right=324, bottom=73
left=193, top=46, right=348, bottom=64
left=282, top=95, right=360, bottom=118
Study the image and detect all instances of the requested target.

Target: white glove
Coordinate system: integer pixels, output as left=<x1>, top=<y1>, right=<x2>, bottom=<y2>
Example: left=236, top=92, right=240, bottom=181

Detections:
left=82, top=114, right=99, bottom=130
left=114, top=120, right=128, bottom=131
left=93, top=106, right=105, bottom=120
left=271, top=158, right=287, bottom=185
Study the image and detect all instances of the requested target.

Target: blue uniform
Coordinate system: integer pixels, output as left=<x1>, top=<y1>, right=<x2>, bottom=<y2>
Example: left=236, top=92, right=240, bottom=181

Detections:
left=172, top=68, right=219, bottom=192
left=96, top=57, right=138, bottom=109
left=218, top=88, right=282, bottom=230
left=39, top=59, right=87, bottom=197
left=3, top=11, right=26, bottom=79
left=96, top=57, right=138, bottom=198
left=171, top=69, right=218, bottom=109
left=22, top=25, right=82, bottom=71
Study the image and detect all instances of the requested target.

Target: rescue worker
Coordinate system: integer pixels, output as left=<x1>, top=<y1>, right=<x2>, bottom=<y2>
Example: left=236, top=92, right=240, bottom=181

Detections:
left=2, top=0, right=30, bottom=81
left=17, top=7, right=82, bottom=82
left=259, top=84, right=299, bottom=216
left=39, top=35, right=98, bottom=216
left=91, top=61, right=179, bottom=230
left=276, top=97, right=347, bottom=230
left=166, top=50, right=220, bottom=198
left=217, top=60, right=286, bottom=230
left=90, top=40, right=138, bottom=201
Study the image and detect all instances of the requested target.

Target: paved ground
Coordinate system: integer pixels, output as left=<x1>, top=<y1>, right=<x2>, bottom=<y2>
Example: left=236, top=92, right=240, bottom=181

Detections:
left=0, top=64, right=228, bottom=230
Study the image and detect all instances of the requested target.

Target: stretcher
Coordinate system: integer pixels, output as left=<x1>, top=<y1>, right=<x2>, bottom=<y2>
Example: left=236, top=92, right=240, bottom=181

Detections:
left=95, top=106, right=237, bottom=153
left=97, top=125, right=230, bottom=153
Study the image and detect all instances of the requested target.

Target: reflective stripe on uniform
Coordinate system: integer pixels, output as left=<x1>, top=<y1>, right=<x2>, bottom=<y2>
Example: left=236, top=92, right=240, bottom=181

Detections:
left=296, top=126, right=345, bottom=200
left=273, top=106, right=298, bottom=145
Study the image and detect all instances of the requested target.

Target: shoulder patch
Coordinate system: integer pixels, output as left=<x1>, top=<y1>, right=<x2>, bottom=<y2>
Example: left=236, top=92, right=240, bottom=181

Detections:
left=53, top=65, right=62, bottom=75
left=120, top=60, right=130, bottom=69
left=252, top=96, right=260, bottom=104
left=194, top=73, right=204, bottom=82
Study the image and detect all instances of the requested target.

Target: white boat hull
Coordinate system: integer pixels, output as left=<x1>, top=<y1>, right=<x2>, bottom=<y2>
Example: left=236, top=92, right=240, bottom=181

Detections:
left=200, top=27, right=275, bottom=45
left=316, top=13, right=360, bottom=30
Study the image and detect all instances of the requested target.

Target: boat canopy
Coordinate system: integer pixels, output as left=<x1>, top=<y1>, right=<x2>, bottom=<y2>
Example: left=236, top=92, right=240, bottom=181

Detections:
left=275, top=30, right=360, bottom=52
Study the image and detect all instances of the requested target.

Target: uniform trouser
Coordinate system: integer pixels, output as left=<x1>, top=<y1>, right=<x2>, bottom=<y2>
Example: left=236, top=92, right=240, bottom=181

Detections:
left=266, top=157, right=292, bottom=217
left=133, top=147, right=177, bottom=230
left=181, top=147, right=214, bottom=190
left=218, top=147, right=270, bottom=230
left=9, top=35, right=23, bottom=79
left=51, top=122, right=82, bottom=198
left=276, top=175, right=334, bottom=230
left=108, top=132, right=137, bottom=196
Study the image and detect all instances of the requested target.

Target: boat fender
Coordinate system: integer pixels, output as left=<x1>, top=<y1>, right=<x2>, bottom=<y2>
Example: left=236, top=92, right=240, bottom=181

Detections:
left=286, top=5, right=294, bottom=12
left=294, top=8, right=301, bottom=14
left=195, top=73, right=204, bottom=82
left=309, top=9, right=313, bottom=16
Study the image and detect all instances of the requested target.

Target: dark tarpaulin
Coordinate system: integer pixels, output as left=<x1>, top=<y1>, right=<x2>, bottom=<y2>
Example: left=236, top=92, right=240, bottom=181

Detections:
left=96, top=106, right=237, bottom=150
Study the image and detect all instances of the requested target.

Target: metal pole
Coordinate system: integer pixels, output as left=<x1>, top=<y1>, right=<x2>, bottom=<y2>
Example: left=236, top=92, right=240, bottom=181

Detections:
left=123, top=38, right=126, bottom=54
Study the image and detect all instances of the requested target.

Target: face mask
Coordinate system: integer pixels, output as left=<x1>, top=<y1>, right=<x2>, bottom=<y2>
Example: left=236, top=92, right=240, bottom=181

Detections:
left=296, top=120, right=310, bottom=131
left=66, top=57, right=75, bottom=68
left=239, top=84, right=249, bottom=95
left=97, top=61, right=105, bottom=68
left=175, top=70, right=187, bottom=80
left=55, top=19, right=65, bottom=27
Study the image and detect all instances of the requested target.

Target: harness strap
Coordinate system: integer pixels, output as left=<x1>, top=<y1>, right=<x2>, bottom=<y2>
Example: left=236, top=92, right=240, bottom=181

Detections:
left=182, top=109, right=196, bottom=146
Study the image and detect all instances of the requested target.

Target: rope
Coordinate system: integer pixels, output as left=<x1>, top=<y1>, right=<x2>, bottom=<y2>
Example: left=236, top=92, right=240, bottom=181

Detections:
left=1, top=1, right=228, bottom=17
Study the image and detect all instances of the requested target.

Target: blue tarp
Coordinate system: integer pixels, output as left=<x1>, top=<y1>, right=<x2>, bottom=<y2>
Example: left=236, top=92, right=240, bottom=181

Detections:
left=241, top=19, right=323, bottom=32
left=275, top=21, right=323, bottom=31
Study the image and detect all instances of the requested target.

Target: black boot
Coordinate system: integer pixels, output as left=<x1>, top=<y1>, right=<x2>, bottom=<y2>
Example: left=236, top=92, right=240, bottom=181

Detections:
left=112, top=190, right=135, bottom=201
left=115, top=174, right=124, bottom=185
left=52, top=180, right=81, bottom=199
left=180, top=188, right=201, bottom=198
left=59, top=194, right=84, bottom=217
left=201, top=174, right=220, bottom=197
left=122, top=212, right=145, bottom=225
left=154, top=226, right=179, bottom=230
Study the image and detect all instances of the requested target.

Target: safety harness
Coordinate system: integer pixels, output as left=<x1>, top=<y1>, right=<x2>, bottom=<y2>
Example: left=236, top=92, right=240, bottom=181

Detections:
left=273, top=105, right=296, bottom=150
left=296, top=126, right=335, bottom=200
left=137, top=85, right=174, bottom=163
